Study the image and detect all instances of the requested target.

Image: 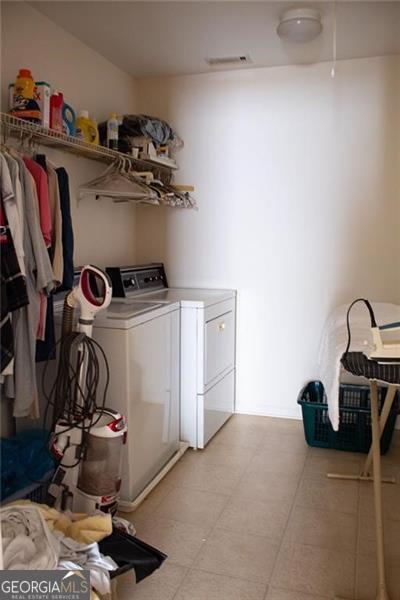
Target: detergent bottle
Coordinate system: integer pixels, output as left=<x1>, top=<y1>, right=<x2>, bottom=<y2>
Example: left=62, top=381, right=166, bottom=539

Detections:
left=50, top=92, right=64, bottom=132
left=34, top=82, right=51, bottom=128
left=62, top=102, right=76, bottom=137
left=75, top=110, right=99, bottom=145
left=10, top=68, right=41, bottom=123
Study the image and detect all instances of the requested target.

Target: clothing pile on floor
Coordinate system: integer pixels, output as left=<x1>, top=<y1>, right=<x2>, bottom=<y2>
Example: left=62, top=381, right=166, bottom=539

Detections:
left=0, top=147, right=74, bottom=418
left=0, top=501, right=135, bottom=596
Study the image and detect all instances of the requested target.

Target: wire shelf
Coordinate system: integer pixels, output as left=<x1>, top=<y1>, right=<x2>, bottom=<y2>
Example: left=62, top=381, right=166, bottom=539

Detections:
left=0, top=112, right=177, bottom=179
left=0, top=112, right=197, bottom=208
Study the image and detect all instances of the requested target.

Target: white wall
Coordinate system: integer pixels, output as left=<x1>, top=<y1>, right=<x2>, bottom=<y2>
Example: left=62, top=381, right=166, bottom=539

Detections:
left=136, top=55, right=400, bottom=418
left=1, top=1, right=138, bottom=267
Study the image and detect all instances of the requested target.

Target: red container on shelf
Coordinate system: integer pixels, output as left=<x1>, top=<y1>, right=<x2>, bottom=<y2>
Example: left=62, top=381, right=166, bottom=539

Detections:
left=50, top=92, right=63, bottom=132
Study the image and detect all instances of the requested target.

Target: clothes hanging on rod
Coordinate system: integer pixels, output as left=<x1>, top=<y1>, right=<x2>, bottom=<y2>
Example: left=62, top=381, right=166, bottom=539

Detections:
left=36, top=154, right=64, bottom=286
left=0, top=143, right=74, bottom=417
left=36, top=164, right=74, bottom=363
left=22, top=157, right=52, bottom=249
left=56, top=167, right=74, bottom=291
left=0, top=214, right=29, bottom=375
left=1, top=153, right=25, bottom=276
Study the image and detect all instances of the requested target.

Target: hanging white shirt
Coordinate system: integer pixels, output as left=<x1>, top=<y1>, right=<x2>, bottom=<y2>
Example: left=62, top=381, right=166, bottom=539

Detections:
left=1, top=153, right=26, bottom=276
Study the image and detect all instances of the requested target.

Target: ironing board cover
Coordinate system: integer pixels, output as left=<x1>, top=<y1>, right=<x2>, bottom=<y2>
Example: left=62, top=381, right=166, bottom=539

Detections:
left=341, top=352, right=400, bottom=384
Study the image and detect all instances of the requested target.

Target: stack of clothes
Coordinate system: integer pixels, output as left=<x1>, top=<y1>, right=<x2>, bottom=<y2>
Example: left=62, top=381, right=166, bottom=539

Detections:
left=1, top=501, right=125, bottom=598
left=1, top=500, right=167, bottom=598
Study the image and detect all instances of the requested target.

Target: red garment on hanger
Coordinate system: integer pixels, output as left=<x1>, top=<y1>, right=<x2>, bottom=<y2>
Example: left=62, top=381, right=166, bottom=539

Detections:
left=23, top=158, right=52, bottom=340
left=23, top=157, right=52, bottom=248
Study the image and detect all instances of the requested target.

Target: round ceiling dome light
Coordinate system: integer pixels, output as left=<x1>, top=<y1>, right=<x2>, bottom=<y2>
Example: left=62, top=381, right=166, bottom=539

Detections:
left=277, top=8, right=323, bottom=43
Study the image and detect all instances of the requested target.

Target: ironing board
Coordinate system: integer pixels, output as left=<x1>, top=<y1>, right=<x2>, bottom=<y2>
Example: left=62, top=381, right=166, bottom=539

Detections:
left=330, top=351, right=400, bottom=600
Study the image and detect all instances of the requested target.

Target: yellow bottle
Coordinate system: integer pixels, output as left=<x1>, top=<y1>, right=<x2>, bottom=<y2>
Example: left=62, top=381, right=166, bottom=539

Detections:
left=15, top=68, right=35, bottom=99
left=75, top=110, right=99, bottom=145
left=11, top=68, right=41, bottom=122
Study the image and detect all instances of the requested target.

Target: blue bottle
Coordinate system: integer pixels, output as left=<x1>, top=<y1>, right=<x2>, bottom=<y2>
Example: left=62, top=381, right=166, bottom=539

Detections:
left=62, top=102, right=76, bottom=136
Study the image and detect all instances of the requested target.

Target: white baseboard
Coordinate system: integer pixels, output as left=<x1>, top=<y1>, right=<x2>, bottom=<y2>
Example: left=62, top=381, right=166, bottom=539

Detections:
left=234, top=407, right=302, bottom=420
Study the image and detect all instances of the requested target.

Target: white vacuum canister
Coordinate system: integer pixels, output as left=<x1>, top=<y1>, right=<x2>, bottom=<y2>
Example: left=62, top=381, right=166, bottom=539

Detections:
left=49, top=408, right=127, bottom=515
left=76, top=409, right=127, bottom=513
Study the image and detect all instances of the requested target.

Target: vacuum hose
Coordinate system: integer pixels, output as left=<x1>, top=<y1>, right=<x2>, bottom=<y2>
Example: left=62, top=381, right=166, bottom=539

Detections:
left=61, top=291, right=77, bottom=338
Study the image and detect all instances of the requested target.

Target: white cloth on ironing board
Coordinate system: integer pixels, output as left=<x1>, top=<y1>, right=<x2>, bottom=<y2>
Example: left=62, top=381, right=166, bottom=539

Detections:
left=316, top=302, right=400, bottom=431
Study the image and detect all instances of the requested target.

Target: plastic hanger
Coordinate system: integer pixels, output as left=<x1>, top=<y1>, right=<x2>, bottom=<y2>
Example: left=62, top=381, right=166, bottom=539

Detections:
left=79, top=157, right=158, bottom=204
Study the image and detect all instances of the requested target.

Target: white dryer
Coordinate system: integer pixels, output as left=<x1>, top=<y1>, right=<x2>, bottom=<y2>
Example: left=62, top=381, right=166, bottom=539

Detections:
left=106, top=264, right=237, bottom=449
left=91, top=299, right=181, bottom=509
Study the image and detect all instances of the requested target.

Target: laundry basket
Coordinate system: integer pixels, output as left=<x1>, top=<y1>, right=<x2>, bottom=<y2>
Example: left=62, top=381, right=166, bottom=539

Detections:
left=0, top=429, right=55, bottom=504
left=298, top=381, right=399, bottom=453
left=1, top=472, right=53, bottom=504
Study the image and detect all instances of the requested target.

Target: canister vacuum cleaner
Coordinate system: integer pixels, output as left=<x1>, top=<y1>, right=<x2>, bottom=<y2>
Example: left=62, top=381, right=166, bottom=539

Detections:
left=45, top=265, right=127, bottom=515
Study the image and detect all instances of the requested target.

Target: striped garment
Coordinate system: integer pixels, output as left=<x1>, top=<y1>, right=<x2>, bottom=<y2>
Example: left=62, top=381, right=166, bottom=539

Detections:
left=341, top=351, right=400, bottom=385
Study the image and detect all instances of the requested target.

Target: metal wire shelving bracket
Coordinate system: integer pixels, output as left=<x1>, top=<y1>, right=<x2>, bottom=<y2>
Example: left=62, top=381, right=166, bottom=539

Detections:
left=0, top=112, right=177, bottom=183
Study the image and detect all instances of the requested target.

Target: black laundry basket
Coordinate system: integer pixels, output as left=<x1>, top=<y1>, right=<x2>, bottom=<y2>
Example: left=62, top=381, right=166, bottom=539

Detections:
left=298, top=381, right=399, bottom=453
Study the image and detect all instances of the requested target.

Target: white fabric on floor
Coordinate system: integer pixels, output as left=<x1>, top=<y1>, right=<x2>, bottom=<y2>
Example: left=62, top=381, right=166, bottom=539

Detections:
left=1, top=503, right=117, bottom=595
left=316, top=302, right=400, bottom=431
left=55, top=531, right=118, bottom=596
left=0, top=504, right=59, bottom=570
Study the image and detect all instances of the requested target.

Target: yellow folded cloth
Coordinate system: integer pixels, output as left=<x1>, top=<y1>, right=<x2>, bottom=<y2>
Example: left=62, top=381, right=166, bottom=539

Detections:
left=67, top=513, right=113, bottom=544
left=8, top=500, right=112, bottom=544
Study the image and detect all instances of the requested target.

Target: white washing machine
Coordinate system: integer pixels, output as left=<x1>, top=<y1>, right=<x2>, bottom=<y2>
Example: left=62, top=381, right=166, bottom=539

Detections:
left=91, top=299, right=181, bottom=510
left=40, top=284, right=183, bottom=512
left=106, top=264, right=237, bottom=449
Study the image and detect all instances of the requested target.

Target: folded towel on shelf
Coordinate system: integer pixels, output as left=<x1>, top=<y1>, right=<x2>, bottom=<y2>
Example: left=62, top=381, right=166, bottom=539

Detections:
left=316, top=302, right=400, bottom=431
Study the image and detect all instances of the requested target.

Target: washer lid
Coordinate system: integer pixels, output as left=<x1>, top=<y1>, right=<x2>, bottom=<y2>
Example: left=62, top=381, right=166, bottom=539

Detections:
left=130, top=288, right=236, bottom=307
left=98, top=301, right=164, bottom=320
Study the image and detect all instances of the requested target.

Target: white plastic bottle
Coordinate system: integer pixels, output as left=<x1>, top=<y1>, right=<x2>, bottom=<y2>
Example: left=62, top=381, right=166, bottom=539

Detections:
left=107, top=113, right=119, bottom=150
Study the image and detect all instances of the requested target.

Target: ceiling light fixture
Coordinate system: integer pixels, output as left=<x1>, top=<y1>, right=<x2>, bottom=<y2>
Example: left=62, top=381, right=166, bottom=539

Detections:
left=277, top=8, right=323, bottom=43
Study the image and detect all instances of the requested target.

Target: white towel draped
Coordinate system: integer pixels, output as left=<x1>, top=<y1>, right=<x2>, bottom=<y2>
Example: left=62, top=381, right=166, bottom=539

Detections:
left=316, top=302, right=400, bottom=431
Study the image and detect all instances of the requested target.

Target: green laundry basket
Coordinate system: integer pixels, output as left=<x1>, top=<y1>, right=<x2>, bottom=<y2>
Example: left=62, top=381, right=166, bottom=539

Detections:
left=298, top=381, right=399, bottom=453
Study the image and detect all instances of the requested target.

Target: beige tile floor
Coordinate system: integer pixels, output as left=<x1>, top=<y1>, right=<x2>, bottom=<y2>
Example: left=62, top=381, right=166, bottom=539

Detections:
left=117, top=415, right=400, bottom=600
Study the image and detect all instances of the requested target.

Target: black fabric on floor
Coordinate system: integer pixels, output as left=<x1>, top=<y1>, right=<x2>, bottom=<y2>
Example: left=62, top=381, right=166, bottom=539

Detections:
left=99, top=528, right=167, bottom=583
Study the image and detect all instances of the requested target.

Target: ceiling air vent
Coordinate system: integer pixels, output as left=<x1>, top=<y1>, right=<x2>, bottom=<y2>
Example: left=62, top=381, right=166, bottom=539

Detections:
left=205, top=55, right=252, bottom=67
